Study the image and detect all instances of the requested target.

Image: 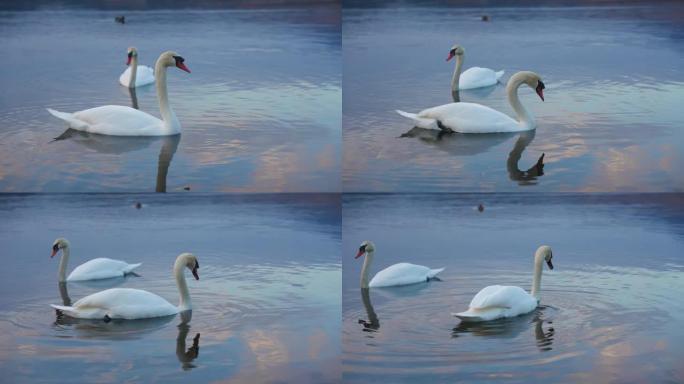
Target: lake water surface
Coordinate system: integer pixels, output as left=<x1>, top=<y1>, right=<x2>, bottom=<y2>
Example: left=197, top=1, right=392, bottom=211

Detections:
left=0, top=4, right=340, bottom=192
left=343, top=3, right=684, bottom=192
left=0, top=193, right=341, bottom=383
left=342, top=193, right=684, bottom=383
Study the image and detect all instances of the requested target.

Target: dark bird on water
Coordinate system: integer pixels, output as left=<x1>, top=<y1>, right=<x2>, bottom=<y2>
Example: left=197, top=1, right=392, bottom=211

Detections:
left=481, top=15, right=490, bottom=22
left=478, top=204, right=484, bottom=212
left=135, top=202, right=142, bottom=209
left=183, top=186, right=191, bottom=191
left=115, top=16, right=125, bottom=24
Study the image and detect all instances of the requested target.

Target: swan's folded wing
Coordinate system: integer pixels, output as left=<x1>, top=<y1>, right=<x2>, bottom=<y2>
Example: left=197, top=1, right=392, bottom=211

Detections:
left=468, top=285, right=529, bottom=309
left=67, top=258, right=131, bottom=281
left=51, top=304, right=108, bottom=319
left=432, top=103, right=520, bottom=133
left=72, top=105, right=164, bottom=136
left=369, top=262, right=432, bottom=287
left=136, top=65, right=156, bottom=85
left=70, top=288, right=177, bottom=319
left=460, top=67, right=499, bottom=89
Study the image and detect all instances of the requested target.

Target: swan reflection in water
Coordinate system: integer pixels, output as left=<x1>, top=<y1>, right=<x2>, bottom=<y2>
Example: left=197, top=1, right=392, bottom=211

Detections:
left=177, top=310, right=201, bottom=370
left=52, top=129, right=180, bottom=192
left=451, top=307, right=555, bottom=352
left=400, top=128, right=544, bottom=185
left=358, top=288, right=379, bottom=332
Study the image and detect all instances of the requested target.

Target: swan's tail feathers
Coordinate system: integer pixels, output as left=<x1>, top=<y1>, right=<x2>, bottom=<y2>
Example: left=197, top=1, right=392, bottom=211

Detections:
left=51, top=304, right=71, bottom=312
left=395, top=110, right=439, bottom=130
left=495, top=70, right=505, bottom=81
left=125, top=263, right=143, bottom=274
left=452, top=307, right=507, bottom=322
left=51, top=304, right=81, bottom=318
left=427, top=267, right=445, bottom=279
left=51, top=304, right=105, bottom=319
left=47, top=108, right=88, bottom=130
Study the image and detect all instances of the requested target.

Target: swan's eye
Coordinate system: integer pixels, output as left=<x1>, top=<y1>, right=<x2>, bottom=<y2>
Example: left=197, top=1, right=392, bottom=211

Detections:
left=52, top=244, right=59, bottom=251
left=127, top=52, right=132, bottom=58
left=537, top=80, right=545, bottom=90
left=173, top=55, right=185, bottom=63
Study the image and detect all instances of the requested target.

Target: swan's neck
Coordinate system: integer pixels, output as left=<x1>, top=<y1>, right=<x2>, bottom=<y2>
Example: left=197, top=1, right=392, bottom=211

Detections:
left=57, top=247, right=69, bottom=282
left=174, top=260, right=192, bottom=311
left=530, top=253, right=544, bottom=300
left=155, top=60, right=180, bottom=134
left=128, top=54, right=138, bottom=88
left=451, top=55, right=464, bottom=92
left=58, top=282, right=71, bottom=306
left=361, top=288, right=379, bottom=327
left=506, top=77, right=535, bottom=129
left=360, top=251, right=374, bottom=289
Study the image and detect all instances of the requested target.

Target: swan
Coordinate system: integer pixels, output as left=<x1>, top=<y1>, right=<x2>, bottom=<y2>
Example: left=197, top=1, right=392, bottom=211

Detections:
left=51, top=253, right=199, bottom=320
left=356, top=241, right=444, bottom=288
left=447, top=45, right=504, bottom=91
left=397, top=71, right=545, bottom=133
left=51, top=238, right=142, bottom=282
left=119, top=47, right=155, bottom=88
left=453, top=245, right=554, bottom=322
left=47, top=51, right=191, bottom=136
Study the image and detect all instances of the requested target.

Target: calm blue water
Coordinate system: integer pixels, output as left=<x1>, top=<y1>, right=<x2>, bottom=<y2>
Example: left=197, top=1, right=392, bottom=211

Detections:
left=343, top=193, right=684, bottom=383
left=0, top=194, right=341, bottom=383
left=343, top=3, right=684, bottom=192
left=0, top=4, right=340, bottom=192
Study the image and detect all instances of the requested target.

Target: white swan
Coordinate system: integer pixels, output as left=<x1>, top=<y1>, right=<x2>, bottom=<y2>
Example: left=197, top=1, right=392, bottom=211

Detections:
left=447, top=45, right=504, bottom=91
left=47, top=51, right=190, bottom=136
left=397, top=71, right=545, bottom=133
left=119, top=47, right=155, bottom=88
left=51, top=238, right=142, bottom=282
left=357, top=241, right=444, bottom=288
left=453, top=246, right=554, bottom=322
left=51, top=253, right=199, bottom=320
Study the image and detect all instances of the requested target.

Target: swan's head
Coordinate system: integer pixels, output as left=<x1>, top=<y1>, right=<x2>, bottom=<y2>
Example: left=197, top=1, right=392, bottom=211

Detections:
left=126, top=47, right=138, bottom=66
left=536, top=245, right=554, bottom=270
left=179, top=253, right=200, bottom=280
left=518, top=71, right=546, bottom=102
left=159, top=51, right=191, bottom=73
left=355, top=240, right=375, bottom=259
left=446, top=45, right=465, bottom=61
left=51, top=238, right=70, bottom=258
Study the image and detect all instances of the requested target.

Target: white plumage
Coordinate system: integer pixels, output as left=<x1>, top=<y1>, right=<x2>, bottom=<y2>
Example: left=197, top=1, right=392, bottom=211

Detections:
left=47, top=106, right=173, bottom=136
left=459, top=67, right=505, bottom=90
left=67, top=258, right=142, bottom=281
left=119, top=65, right=155, bottom=87
left=51, top=288, right=178, bottom=319
left=397, top=102, right=527, bottom=133
left=369, top=262, right=444, bottom=288
left=453, top=285, right=538, bottom=322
